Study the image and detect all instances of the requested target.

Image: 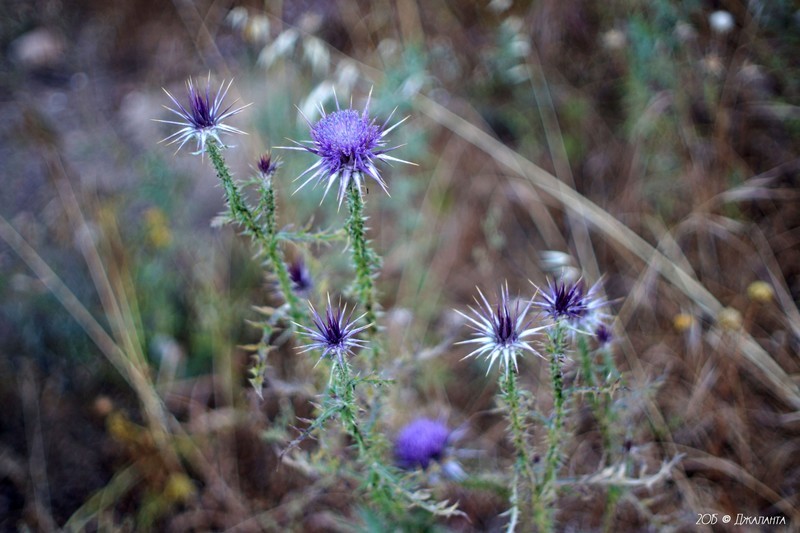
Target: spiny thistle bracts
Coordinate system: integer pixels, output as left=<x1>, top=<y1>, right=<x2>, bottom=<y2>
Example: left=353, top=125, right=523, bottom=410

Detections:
left=157, top=76, right=249, bottom=154
left=456, top=283, right=545, bottom=374
left=256, top=152, right=281, bottom=183
left=536, top=278, right=609, bottom=335
left=294, top=295, right=370, bottom=365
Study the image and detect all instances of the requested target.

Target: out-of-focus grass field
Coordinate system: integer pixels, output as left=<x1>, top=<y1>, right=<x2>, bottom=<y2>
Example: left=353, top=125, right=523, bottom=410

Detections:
left=1, top=0, right=799, bottom=531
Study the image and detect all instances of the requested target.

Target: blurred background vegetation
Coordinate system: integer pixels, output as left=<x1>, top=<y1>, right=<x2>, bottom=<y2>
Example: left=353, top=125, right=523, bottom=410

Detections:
left=1, top=0, right=799, bottom=530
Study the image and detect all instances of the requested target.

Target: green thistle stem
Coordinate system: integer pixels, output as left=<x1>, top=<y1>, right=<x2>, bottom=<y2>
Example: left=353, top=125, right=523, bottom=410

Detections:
left=332, top=357, right=367, bottom=454
left=578, top=335, right=613, bottom=457
left=205, top=140, right=304, bottom=325
left=544, top=347, right=565, bottom=475
left=499, top=364, right=535, bottom=529
left=257, top=178, right=305, bottom=325
left=534, top=321, right=568, bottom=531
left=345, top=182, right=381, bottom=367
left=603, top=485, right=622, bottom=533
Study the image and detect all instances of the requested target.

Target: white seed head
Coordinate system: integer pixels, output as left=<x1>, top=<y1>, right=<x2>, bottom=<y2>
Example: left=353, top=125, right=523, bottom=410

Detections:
left=709, top=10, right=734, bottom=35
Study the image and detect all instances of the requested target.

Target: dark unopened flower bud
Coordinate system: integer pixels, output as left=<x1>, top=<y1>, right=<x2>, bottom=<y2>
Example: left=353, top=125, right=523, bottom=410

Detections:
left=394, top=418, right=450, bottom=469
left=595, top=324, right=612, bottom=346
left=287, top=257, right=313, bottom=294
left=257, top=152, right=280, bottom=179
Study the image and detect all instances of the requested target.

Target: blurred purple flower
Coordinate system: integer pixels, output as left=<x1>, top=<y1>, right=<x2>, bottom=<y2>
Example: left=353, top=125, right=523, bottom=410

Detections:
left=395, top=418, right=450, bottom=469
left=287, top=257, right=313, bottom=294
left=282, top=90, right=410, bottom=207
left=157, top=76, right=249, bottom=154
left=594, top=324, right=612, bottom=346
left=456, top=283, right=545, bottom=374
left=294, top=295, right=369, bottom=365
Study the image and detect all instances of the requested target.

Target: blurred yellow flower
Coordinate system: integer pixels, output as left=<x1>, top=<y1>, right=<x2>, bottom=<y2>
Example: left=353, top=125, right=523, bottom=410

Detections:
left=672, top=313, right=694, bottom=332
left=163, top=472, right=196, bottom=503
left=747, top=281, right=774, bottom=304
left=107, top=411, right=140, bottom=444
left=717, top=307, right=743, bottom=331
left=144, top=207, right=172, bottom=248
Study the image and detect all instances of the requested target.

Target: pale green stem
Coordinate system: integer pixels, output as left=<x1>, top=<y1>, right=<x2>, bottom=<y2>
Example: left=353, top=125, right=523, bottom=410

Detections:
left=345, top=182, right=382, bottom=369
left=578, top=335, right=612, bottom=457
left=331, top=356, right=367, bottom=454
left=499, top=364, right=535, bottom=530
left=205, top=140, right=304, bottom=325
left=535, top=321, right=568, bottom=532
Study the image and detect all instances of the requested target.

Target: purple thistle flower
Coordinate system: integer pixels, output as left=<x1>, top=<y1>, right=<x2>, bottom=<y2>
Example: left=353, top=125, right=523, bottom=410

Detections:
left=294, top=295, right=370, bottom=365
left=537, top=279, right=589, bottom=321
left=281, top=90, right=411, bottom=207
left=456, top=283, right=546, bottom=374
left=536, top=278, right=609, bottom=333
left=157, top=76, right=249, bottom=154
left=394, top=418, right=451, bottom=469
left=287, top=257, right=313, bottom=294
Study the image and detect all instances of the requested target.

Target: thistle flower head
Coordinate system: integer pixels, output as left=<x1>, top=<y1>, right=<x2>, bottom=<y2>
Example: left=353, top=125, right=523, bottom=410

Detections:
left=394, top=418, right=451, bottom=469
left=282, top=90, right=411, bottom=207
left=538, top=279, right=589, bottom=321
left=536, top=278, right=609, bottom=334
left=256, top=152, right=280, bottom=181
left=456, top=283, right=545, bottom=374
left=294, top=295, right=369, bottom=365
left=157, top=76, right=249, bottom=154
left=287, top=257, right=313, bottom=294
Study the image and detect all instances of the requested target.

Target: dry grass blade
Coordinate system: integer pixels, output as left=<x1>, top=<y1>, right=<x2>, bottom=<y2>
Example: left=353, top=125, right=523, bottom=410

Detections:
left=526, top=52, right=601, bottom=283
left=415, top=95, right=800, bottom=410
left=0, top=214, right=137, bottom=385
left=680, top=447, right=800, bottom=523
left=0, top=214, right=177, bottom=463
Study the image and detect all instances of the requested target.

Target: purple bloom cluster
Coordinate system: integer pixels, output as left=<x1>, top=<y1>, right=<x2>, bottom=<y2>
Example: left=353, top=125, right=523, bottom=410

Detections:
left=285, top=92, right=410, bottom=207
left=456, top=279, right=613, bottom=369
left=457, top=283, right=545, bottom=373
left=394, top=418, right=450, bottom=469
left=158, top=76, right=248, bottom=154
left=295, top=296, right=370, bottom=365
